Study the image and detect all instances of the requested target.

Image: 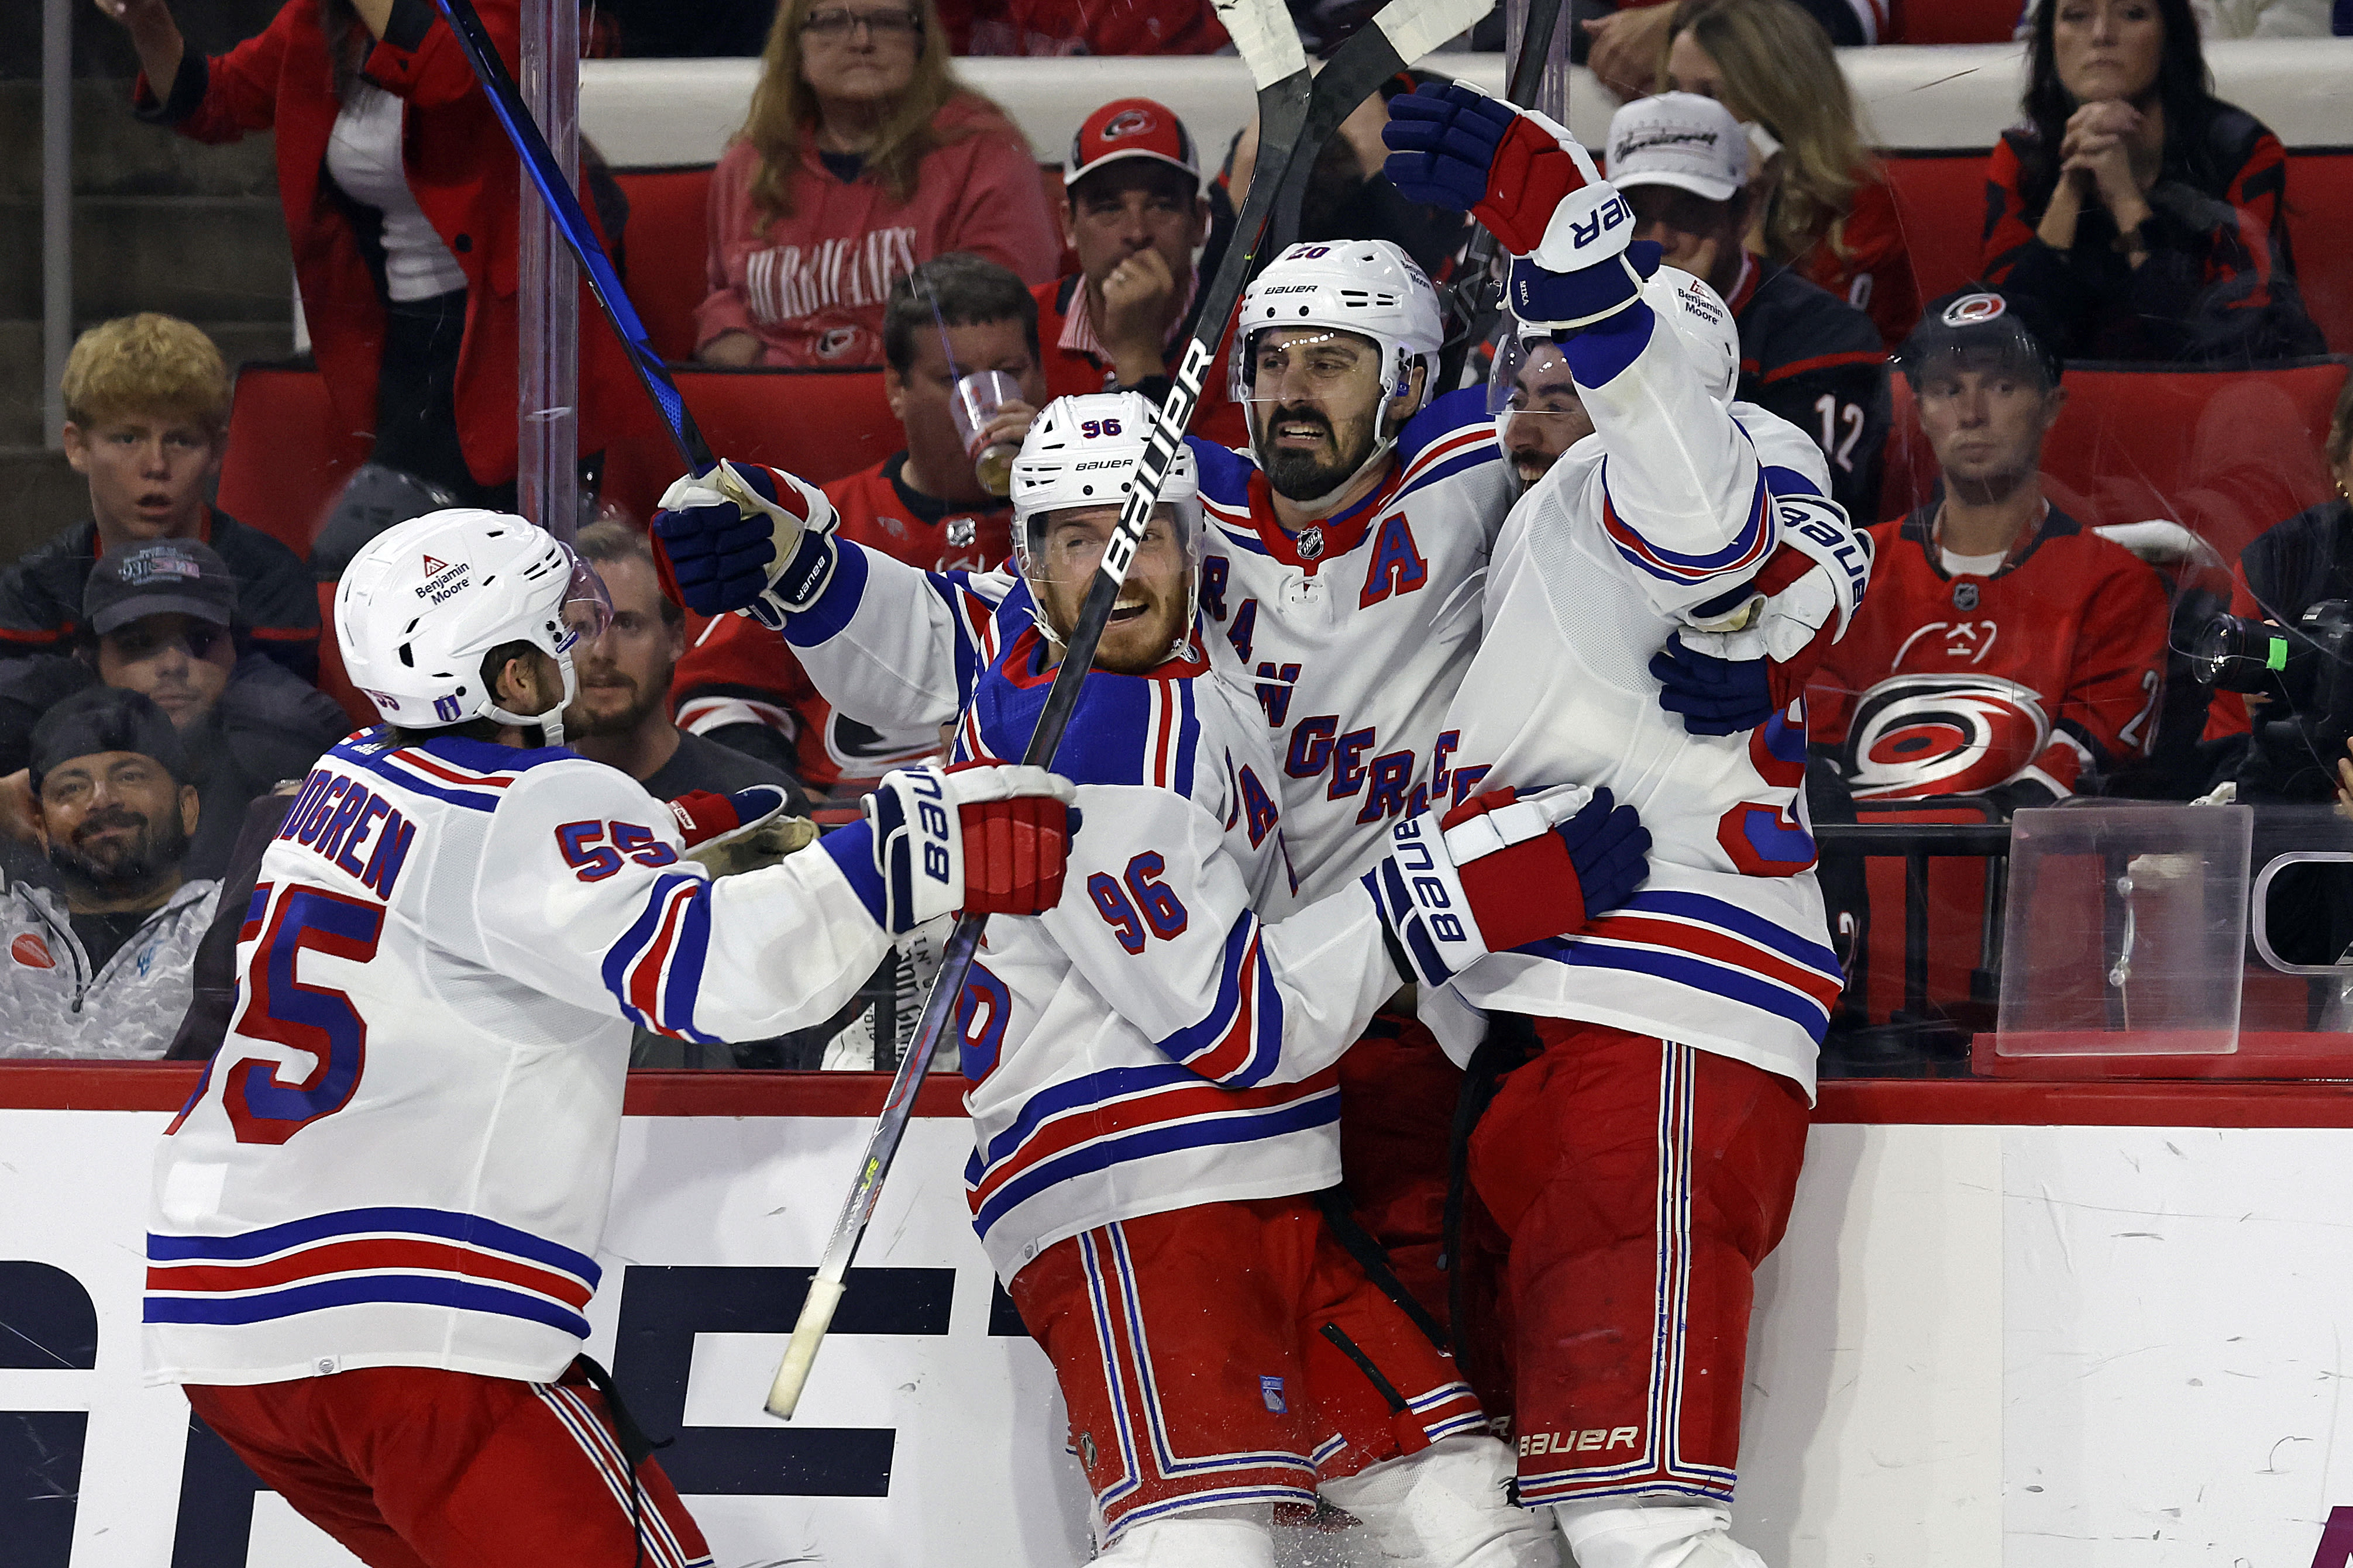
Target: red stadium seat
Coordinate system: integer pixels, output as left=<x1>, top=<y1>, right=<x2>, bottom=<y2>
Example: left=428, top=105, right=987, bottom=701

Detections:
left=312, top=580, right=376, bottom=729
left=1879, top=153, right=1989, bottom=312
left=2285, top=151, right=2353, bottom=355
left=613, top=167, right=717, bottom=364
left=216, top=363, right=370, bottom=557
left=1887, top=0, right=2021, bottom=43
left=1878, top=357, right=2350, bottom=557
left=598, top=367, right=900, bottom=523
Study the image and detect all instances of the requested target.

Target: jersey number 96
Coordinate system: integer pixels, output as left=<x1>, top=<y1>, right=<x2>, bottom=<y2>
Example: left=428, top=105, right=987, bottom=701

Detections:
left=1089, top=852, right=1190, bottom=954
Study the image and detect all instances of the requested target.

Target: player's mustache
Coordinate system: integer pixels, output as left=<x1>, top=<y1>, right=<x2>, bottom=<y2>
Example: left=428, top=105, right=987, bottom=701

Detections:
left=1268, top=404, right=1334, bottom=440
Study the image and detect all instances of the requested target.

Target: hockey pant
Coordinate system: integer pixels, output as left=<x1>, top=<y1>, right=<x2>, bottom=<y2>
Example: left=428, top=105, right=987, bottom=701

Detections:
left=1467, top=1021, right=1810, bottom=1507
left=1007, top=1194, right=1528, bottom=1550
left=183, top=1361, right=712, bottom=1568
left=1337, top=1012, right=1463, bottom=1338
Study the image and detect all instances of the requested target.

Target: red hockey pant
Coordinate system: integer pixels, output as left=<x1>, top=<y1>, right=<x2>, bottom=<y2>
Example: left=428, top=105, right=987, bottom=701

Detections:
left=1467, top=1022, right=1809, bottom=1508
left=1007, top=1195, right=1489, bottom=1542
left=184, top=1362, right=712, bottom=1568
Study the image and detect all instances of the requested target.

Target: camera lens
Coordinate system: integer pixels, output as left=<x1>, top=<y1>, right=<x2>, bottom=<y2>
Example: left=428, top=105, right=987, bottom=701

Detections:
left=2192, top=612, right=2288, bottom=692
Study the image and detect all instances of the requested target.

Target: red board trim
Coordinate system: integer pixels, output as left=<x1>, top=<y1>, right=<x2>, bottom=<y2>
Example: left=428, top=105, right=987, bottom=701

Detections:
left=9, top=1062, right=2353, bottom=1128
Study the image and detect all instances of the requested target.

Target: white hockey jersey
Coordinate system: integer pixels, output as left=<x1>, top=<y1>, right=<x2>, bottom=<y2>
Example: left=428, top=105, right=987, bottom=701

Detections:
left=1437, top=309, right=1854, bottom=1096
left=942, top=592, right=1406, bottom=1281
left=778, top=390, right=1513, bottom=903
left=146, top=732, right=892, bottom=1387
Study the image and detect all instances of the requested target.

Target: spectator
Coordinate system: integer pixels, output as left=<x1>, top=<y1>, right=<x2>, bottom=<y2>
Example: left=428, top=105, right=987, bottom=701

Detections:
left=1983, top=0, right=2326, bottom=366
left=0, top=541, right=351, bottom=881
left=1583, top=0, right=1885, bottom=104
left=1609, top=91, right=1891, bottom=520
left=0, top=689, right=219, bottom=1060
left=1658, top=0, right=1918, bottom=350
left=695, top=0, right=1059, bottom=368
left=1809, top=289, right=2172, bottom=809
left=0, top=315, right=318, bottom=680
left=676, top=253, right=1041, bottom=813
left=941, top=0, right=1231, bottom=53
left=1490, top=333, right=1594, bottom=488
left=101, top=0, right=642, bottom=506
left=1039, top=99, right=1248, bottom=450
left=563, top=520, right=809, bottom=807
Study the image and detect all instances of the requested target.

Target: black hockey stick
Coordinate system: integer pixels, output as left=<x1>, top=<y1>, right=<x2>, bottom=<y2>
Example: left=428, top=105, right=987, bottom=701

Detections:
left=764, top=0, right=1496, bottom=1420
left=427, top=0, right=719, bottom=485
left=1434, top=0, right=1567, bottom=392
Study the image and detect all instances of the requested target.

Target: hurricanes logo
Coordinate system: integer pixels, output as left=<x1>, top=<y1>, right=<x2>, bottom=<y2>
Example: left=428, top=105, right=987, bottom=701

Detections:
left=1942, top=292, right=2008, bottom=327
left=1843, top=675, right=2050, bottom=800
left=1102, top=108, right=1155, bottom=140
left=816, top=326, right=862, bottom=361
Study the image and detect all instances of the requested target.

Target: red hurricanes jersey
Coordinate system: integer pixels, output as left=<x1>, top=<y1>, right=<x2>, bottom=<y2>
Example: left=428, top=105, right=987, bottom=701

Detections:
left=672, top=455, right=1012, bottom=805
left=1810, top=505, right=2171, bottom=794
left=1790, top=174, right=1918, bottom=353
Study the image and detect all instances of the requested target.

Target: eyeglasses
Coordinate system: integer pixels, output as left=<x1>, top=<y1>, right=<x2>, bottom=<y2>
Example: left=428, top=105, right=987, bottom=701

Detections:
left=801, top=7, right=922, bottom=39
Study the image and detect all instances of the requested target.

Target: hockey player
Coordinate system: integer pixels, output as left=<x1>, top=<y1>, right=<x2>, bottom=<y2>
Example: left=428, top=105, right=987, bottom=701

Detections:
left=941, top=394, right=1648, bottom=1566
left=1382, top=82, right=1869, bottom=1567
left=143, top=509, right=1076, bottom=1567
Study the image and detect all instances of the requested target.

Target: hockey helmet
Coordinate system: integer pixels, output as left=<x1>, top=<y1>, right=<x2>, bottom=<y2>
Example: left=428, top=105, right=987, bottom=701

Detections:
left=335, top=508, right=611, bottom=745
left=1841, top=674, right=2052, bottom=800
left=1010, top=392, right=1203, bottom=664
left=1230, top=239, right=1446, bottom=416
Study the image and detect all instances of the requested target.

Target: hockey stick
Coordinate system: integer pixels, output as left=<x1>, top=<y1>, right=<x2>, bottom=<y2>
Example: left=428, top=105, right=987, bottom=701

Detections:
left=426, top=0, right=721, bottom=489
left=761, top=0, right=1494, bottom=1421
left=1433, top=0, right=1567, bottom=391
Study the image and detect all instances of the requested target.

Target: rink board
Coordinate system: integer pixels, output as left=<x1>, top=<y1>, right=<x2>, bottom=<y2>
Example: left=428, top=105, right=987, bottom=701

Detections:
left=4, top=1074, right=2353, bottom=1567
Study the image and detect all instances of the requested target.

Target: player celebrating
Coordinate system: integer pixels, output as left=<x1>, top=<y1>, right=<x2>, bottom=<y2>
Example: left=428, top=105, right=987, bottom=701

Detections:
left=1384, top=84, right=1867, bottom=1568
left=143, top=510, right=1076, bottom=1567
left=922, top=395, right=1645, bottom=1566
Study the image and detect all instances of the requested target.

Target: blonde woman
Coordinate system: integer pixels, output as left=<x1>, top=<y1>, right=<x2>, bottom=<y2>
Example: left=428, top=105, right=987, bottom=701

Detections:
left=1659, top=0, right=1918, bottom=348
left=697, top=0, right=1060, bottom=368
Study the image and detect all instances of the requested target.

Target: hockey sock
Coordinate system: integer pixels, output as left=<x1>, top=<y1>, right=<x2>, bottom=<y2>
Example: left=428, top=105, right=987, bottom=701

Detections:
left=1551, top=1496, right=1767, bottom=1568
left=1319, top=1434, right=1557, bottom=1567
left=1096, top=1504, right=1277, bottom=1567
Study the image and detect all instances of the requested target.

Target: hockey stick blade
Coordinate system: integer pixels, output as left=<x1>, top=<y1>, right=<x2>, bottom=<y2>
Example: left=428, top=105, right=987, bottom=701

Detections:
left=765, top=0, right=1488, bottom=1422
left=428, top=0, right=713, bottom=477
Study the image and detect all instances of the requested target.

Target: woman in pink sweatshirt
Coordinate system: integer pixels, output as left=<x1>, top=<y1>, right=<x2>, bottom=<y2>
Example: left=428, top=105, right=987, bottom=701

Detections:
left=697, top=0, right=1061, bottom=368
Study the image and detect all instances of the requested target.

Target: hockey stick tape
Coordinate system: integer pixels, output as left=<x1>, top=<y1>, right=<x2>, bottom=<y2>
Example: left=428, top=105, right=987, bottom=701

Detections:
left=766, top=1276, right=847, bottom=1419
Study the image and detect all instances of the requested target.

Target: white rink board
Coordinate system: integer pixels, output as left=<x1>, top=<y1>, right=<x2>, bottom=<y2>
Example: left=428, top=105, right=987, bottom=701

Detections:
left=5, top=1108, right=2353, bottom=1566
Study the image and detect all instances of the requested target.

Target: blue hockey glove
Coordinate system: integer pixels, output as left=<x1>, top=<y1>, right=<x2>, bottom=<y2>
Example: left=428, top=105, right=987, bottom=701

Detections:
left=1651, top=630, right=1776, bottom=736
left=652, top=460, right=838, bottom=624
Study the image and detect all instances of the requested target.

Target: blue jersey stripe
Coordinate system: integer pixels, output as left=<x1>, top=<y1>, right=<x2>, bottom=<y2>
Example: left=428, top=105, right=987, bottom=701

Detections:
left=976, top=1060, right=1212, bottom=1169
left=781, top=534, right=873, bottom=648
left=1608, top=889, right=1843, bottom=974
left=1533, top=940, right=1832, bottom=1040
left=338, top=749, right=504, bottom=812
left=147, top=1205, right=600, bottom=1283
left=145, top=1272, right=591, bottom=1339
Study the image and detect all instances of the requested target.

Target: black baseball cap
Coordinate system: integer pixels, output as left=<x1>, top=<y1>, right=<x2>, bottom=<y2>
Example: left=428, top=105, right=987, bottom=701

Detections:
left=1898, top=289, right=2065, bottom=391
left=29, top=687, right=190, bottom=793
left=82, top=539, right=238, bottom=636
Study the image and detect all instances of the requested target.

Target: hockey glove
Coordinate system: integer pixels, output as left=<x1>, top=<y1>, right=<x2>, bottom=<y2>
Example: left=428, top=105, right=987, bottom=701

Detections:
left=668, top=784, right=818, bottom=876
left=652, top=460, right=840, bottom=626
left=1652, top=632, right=1776, bottom=737
left=858, top=761, right=1078, bottom=936
left=1365, top=783, right=1650, bottom=989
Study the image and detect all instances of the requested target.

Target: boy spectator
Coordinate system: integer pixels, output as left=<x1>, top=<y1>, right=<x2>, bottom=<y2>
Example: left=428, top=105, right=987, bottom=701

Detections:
left=1810, top=290, right=2171, bottom=807
left=0, top=316, right=319, bottom=680
left=675, top=254, right=1040, bottom=815
left=1609, top=92, right=1891, bottom=522
left=564, top=520, right=806, bottom=808
left=0, top=541, right=349, bottom=880
left=1038, top=99, right=1250, bottom=449
left=1, top=688, right=219, bottom=1059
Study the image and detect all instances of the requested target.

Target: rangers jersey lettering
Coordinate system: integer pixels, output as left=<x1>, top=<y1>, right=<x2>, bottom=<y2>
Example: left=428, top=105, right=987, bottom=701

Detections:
left=777, top=390, right=1513, bottom=901
left=944, top=588, right=1405, bottom=1278
left=1439, top=306, right=1857, bottom=1094
left=146, top=732, right=893, bottom=1387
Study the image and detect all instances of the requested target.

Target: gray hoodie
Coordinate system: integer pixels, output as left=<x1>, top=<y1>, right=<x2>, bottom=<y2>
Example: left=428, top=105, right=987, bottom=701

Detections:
left=0, top=869, right=221, bottom=1059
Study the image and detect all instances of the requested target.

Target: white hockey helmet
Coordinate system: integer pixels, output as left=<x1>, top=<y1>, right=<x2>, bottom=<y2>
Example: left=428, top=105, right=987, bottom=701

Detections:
left=1640, top=265, right=1741, bottom=405
left=335, top=508, right=612, bottom=745
left=1229, top=239, right=1446, bottom=416
left=1010, top=392, right=1203, bottom=663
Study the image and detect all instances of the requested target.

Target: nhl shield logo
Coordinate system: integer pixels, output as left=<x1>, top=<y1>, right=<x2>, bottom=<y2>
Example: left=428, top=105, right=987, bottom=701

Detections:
left=1953, top=581, right=1981, bottom=611
left=1295, top=525, right=1326, bottom=561
left=947, top=516, right=977, bottom=549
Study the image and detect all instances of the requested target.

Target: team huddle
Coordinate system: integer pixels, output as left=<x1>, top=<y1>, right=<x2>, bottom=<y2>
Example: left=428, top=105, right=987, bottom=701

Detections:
left=142, top=86, right=1869, bottom=1568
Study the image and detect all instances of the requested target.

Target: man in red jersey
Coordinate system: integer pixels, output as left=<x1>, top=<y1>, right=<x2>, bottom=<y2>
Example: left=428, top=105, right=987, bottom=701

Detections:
left=673, top=254, right=1046, bottom=815
left=1810, top=289, right=2169, bottom=807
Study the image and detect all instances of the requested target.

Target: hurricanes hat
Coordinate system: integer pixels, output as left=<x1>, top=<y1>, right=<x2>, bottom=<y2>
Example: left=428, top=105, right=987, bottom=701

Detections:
left=1898, top=288, right=2066, bottom=391
left=1605, top=92, right=1749, bottom=203
left=1066, top=98, right=1200, bottom=191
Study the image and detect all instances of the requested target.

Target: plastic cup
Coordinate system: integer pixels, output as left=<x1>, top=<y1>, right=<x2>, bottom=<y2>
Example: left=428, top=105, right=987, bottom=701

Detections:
left=950, top=370, right=1021, bottom=497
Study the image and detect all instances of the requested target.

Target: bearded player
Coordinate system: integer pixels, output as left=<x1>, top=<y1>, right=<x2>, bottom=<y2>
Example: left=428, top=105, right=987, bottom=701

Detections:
left=143, top=511, right=1075, bottom=1567
left=1381, top=82, right=1874, bottom=1568
left=918, top=394, right=1646, bottom=1566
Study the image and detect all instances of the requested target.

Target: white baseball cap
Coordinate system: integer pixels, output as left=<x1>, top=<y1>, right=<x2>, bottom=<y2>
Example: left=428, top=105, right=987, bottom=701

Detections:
left=1605, top=92, right=1749, bottom=204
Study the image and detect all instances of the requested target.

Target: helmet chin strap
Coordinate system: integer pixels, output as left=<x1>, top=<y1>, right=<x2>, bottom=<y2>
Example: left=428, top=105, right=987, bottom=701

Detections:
left=483, top=649, right=577, bottom=747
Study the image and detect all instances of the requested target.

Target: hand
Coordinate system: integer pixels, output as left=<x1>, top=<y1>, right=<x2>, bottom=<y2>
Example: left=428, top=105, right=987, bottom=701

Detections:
left=2337, top=743, right=2353, bottom=823
left=669, top=783, right=818, bottom=876
left=1583, top=4, right=1676, bottom=104
left=2060, top=101, right=2153, bottom=229
left=90, top=0, right=170, bottom=25
left=1364, top=783, right=1650, bottom=988
left=1383, top=82, right=1601, bottom=256
left=1097, top=248, right=1182, bottom=371
left=861, top=761, right=1078, bottom=935
left=0, top=770, right=37, bottom=847
left=698, top=330, right=763, bottom=368
left=652, top=460, right=839, bottom=623
left=1652, top=632, right=1774, bottom=736
left=979, top=399, right=1037, bottom=456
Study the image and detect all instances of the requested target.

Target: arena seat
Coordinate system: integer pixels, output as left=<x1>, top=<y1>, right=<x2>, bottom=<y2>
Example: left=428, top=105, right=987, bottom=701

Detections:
left=216, top=363, right=370, bottom=558
left=2285, top=151, right=2353, bottom=355
left=613, top=166, right=715, bottom=363
left=1877, top=357, right=2351, bottom=556
left=1879, top=153, right=1989, bottom=312
left=312, top=580, right=376, bottom=729
left=598, top=367, right=900, bottom=522
left=1887, top=0, right=2021, bottom=43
